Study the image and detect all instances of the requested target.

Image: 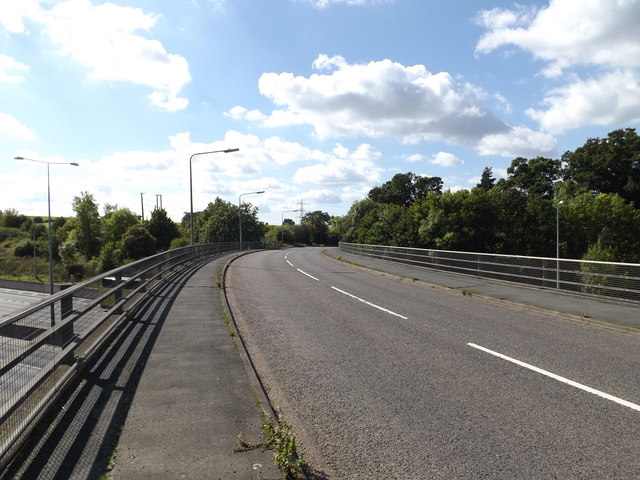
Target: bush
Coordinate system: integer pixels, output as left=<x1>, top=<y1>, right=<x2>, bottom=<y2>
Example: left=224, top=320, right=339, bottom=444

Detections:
left=13, top=240, right=35, bottom=257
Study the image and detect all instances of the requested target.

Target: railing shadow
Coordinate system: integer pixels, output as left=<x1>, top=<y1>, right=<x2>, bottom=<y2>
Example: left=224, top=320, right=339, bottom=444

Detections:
left=0, top=257, right=211, bottom=479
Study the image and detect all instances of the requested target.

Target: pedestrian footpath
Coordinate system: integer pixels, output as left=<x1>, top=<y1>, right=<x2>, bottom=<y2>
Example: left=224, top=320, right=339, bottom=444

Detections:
left=110, top=255, right=278, bottom=480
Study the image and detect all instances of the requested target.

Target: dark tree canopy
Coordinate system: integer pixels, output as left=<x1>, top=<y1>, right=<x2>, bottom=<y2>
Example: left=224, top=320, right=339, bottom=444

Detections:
left=476, top=167, right=496, bottom=190
left=563, top=128, right=640, bottom=206
left=368, top=172, right=443, bottom=206
left=148, top=208, right=180, bottom=251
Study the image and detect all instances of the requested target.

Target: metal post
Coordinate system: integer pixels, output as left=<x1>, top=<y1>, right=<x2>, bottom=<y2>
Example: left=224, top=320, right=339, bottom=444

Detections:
left=189, top=148, right=239, bottom=245
left=239, top=190, right=265, bottom=251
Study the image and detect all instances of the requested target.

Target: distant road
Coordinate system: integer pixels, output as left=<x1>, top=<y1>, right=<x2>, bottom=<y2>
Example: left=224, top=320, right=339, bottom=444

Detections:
left=226, top=247, right=640, bottom=479
left=0, top=288, right=47, bottom=319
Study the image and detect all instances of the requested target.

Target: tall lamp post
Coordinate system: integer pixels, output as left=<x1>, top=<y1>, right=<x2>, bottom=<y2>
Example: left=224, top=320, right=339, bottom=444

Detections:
left=281, top=209, right=298, bottom=244
left=556, top=200, right=565, bottom=289
left=239, top=191, right=264, bottom=251
left=189, top=148, right=239, bottom=245
left=14, top=156, right=79, bottom=298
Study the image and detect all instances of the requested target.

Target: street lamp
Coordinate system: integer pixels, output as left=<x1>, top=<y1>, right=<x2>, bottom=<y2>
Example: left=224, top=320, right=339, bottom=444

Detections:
left=281, top=209, right=298, bottom=244
left=189, top=148, right=239, bottom=245
left=14, top=156, right=79, bottom=300
left=556, top=200, right=565, bottom=289
left=238, top=191, right=264, bottom=251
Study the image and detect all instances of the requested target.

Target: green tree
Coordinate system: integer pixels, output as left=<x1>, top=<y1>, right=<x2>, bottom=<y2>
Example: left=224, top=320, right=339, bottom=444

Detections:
left=476, top=167, right=496, bottom=190
left=147, top=208, right=180, bottom=251
left=72, top=192, right=102, bottom=258
left=368, top=172, right=443, bottom=206
left=302, top=210, right=331, bottom=244
left=120, top=225, right=156, bottom=260
left=563, top=128, right=640, bottom=206
left=103, top=207, right=138, bottom=244
left=503, top=157, right=562, bottom=198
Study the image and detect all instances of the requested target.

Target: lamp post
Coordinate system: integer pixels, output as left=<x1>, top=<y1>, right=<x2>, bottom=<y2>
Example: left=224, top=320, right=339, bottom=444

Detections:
left=14, top=156, right=79, bottom=300
left=238, top=191, right=264, bottom=251
left=556, top=200, right=565, bottom=289
left=189, top=148, right=239, bottom=245
left=281, top=209, right=297, bottom=244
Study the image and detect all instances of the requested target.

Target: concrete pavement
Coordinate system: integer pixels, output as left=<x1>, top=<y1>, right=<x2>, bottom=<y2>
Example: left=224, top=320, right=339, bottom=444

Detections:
left=109, top=254, right=279, bottom=480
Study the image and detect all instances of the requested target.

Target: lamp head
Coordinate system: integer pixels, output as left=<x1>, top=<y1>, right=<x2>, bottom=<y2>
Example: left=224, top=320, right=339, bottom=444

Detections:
left=224, top=148, right=240, bottom=153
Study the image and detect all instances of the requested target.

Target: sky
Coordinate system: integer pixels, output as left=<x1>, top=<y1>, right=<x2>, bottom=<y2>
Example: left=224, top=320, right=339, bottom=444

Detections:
left=1, top=0, right=639, bottom=226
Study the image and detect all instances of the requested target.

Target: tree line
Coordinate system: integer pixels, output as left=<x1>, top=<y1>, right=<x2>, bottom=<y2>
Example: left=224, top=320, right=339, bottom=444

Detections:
left=330, top=128, right=640, bottom=263
left=0, top=194, right=266, bottom=281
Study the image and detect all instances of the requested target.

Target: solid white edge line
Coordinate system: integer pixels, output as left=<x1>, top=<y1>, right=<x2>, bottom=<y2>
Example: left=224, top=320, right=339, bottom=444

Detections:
left=468, top=343, right=640, bottom=412
left=331, top=286, right=408, bottom=320
left=297, top=269, right=320, bottom=281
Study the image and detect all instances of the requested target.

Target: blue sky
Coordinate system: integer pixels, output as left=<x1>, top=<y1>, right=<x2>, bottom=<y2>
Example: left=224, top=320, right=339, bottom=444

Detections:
left=2, top=0, right=639, bottom=225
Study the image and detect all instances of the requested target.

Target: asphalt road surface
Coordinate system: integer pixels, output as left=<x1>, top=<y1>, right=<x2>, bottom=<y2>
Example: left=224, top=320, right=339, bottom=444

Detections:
left=0, top=288, right=47, bottom=319
left=226, top=247, right=640, bottom=480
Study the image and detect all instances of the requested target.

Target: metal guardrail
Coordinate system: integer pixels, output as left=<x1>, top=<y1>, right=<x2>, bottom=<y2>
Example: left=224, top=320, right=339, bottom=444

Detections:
left=0, top=242, right=241, bottom=466
left=339, top=242, right=640, bottom=304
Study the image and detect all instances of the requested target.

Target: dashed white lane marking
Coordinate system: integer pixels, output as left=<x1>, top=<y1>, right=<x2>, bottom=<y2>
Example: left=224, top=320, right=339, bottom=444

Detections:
left=297, top=269, right=320, bottom=282
left=330, top=286, right=408, bottom=320
left=286, top=253, right=407, bottom=319
left=468, top=343, right=640, bottom=412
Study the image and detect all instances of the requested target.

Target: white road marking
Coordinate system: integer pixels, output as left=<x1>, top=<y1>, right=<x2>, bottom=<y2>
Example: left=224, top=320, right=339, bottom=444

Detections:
left=297, top=269, right=320, bottom=282
left=468, top=343, right=640, bottom=412
left=286, top=259, right=294, bottom=267
left=331, top=286, right=408, bottom=320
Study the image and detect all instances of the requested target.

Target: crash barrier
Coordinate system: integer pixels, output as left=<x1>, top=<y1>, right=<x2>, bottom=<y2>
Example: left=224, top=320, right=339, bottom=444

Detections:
left=339, top=242, right=640, bottom=304
left=0, top=242, right=243, bottom=466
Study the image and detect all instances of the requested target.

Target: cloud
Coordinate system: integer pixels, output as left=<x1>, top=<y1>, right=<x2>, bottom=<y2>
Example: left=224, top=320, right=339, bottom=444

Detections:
left=10, top=0, right=191, bottom=111
left=526, top=70, right=640, bottom=133
left=0, top=55, right=28, bottom=83
left=0, top=112, right=37, bottom=139
left=293, top=143, right=383, bottom=186
left=300, top=0, right=394, bottom=8
left=476, top=126, right=557, bottom=158
left=431, top=152, right=463, bottom=167
left=476, top=1, right=640, bottom=133
left=240, top=54, right=555, bottom=158
left=476, top=0, right=640, bottom=76
left=0, top=0, right=40, bottom=33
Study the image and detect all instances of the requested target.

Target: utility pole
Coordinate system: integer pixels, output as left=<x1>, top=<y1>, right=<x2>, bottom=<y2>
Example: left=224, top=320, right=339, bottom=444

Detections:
left=140, top=192, right=145, bottom=221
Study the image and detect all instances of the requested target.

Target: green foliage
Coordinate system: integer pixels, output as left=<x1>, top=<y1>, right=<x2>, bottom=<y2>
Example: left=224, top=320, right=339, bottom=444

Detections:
left=0, top=208, right=28, bottom=229
left=103, top=207, right=138, bottom=244
left=148, top=207, right=180, bottom=251
left=0, top=226, right=28, bottom=243
left=261, top=415, right=305, bottom=479
left=563, top=128, right=640, bottom=206
left=13, top=239, right=35, bottom=257
left=368, top=171, right=442, bottom=206
left=120, top=225, right=156, bottom=260
left=96, top=241, right=120, bottom=272
left=72, top=191, right=102, bottom=259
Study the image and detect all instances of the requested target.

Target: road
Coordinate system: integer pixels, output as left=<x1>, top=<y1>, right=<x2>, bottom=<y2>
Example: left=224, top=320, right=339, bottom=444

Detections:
left=225, top=247, right=640, bottom=479
left=0, top=288, right=47, bottom=319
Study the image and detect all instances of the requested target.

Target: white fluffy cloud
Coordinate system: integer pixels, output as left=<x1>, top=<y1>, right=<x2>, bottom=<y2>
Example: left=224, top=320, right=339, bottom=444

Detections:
left=235, top=54, right=554, bottom=157
left=476, top=0, right=640, bottom=133
left=293, top=143, right=383, bottom=186
left=526, top=70, right=640, bottom=133
left=476, top=0, right=640, bottom=76
left=0, top=55, right=28, bottom=83
left=431, top=152, right=463, bottom=167
left=0, top=113, right=36, bottom=139
left=5, top=0, right=191, bottom=111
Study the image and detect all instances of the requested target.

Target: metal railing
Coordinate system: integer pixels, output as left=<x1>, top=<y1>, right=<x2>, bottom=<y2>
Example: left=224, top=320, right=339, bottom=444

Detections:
left=339, top=242, right=640, bottom=304
left=0, top=242, right=241, bottom=466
